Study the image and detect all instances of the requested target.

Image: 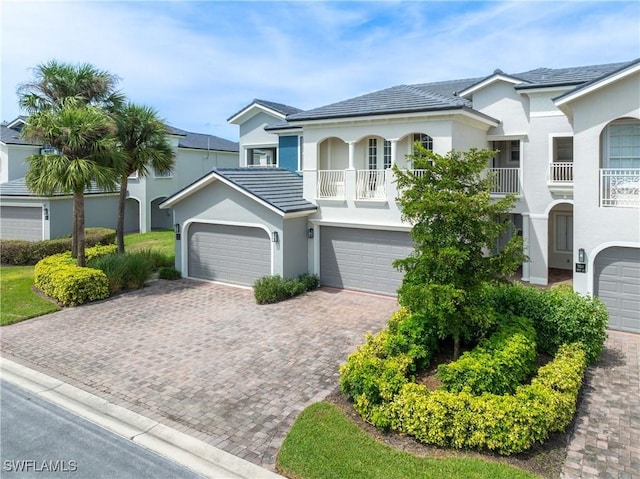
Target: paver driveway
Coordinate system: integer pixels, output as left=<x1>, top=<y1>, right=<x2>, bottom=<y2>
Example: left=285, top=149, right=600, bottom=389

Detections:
left=0, top=279, right=397, bottom=470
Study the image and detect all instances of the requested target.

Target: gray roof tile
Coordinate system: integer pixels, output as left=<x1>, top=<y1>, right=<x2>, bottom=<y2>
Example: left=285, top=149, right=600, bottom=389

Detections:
left=228, top=99, right=302, bottom=121
left=0, top=177, right=118, bottom=197
left=178, top=131, right=239, bottom=152
left=0, top=125, right=40, bottom=146
left=213, top=168, right=316, bottom=214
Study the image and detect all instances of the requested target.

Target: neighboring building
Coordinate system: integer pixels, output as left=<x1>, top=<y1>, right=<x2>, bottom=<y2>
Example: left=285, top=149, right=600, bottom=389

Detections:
left=165, top=59, right=639, bottom=334
left=0, top=119, right=239, bottom=239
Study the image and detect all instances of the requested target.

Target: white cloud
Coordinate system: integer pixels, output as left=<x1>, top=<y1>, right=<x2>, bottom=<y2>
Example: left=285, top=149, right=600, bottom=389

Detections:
left=2, top=1, right=638, bottom=140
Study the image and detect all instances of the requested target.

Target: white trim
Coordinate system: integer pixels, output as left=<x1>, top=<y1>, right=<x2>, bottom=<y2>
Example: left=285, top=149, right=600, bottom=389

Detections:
left=544, top=199, right=574, bottom=217
left=486, top=134, right=527, bottom=141
left=458, top=74, right=526, bottom=98
left=181, top=219, right=275, bottom=280
left=0, top=193, right=118, bottom=201
left=228, top=103, right=287, bottom=125
left=309, top=219, right=411, bottom=232
left=555, top=63, right=640, bottom=108
left=124, top=194, right=144, bottom=234
left=587, top=241, right=640, bottom=295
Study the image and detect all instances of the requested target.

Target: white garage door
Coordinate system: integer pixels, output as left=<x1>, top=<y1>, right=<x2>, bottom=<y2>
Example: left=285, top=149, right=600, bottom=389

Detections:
left=0, top=206, right=43, bottom=241
left=320, top=226, right=413, bottom=296
left=188, top=223, right=271, bottom=286
left=594, top=247, right=640, bottom=333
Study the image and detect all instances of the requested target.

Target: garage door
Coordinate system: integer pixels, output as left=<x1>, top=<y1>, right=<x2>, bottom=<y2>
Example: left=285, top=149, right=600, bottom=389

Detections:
left=594, top=247, right=640, bottom=333
left=188, top=223, right=271, bottom=286
left=0, top=206, right=43, bottom=241
left=320, top=226, right=413, bottom=296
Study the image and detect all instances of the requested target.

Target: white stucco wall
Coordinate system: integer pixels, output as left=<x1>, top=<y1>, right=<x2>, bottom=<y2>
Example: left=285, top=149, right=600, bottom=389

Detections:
left=238, top=111, right=281, bottom=167
left=1, top=143, right=39, bottom=183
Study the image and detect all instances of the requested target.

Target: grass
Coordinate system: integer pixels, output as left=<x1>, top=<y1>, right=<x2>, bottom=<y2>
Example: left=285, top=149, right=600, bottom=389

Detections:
left=277, top=402, right=539, bottom=479
left=124, top=229, right=174, bottom=257
left=0, top=266, right=59, bottom=326
left=1, top=231, right=175, bottom=326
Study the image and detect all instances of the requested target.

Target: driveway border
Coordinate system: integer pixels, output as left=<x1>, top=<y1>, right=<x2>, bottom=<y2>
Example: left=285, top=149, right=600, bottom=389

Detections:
left=0, top=357, right=283, bottom=479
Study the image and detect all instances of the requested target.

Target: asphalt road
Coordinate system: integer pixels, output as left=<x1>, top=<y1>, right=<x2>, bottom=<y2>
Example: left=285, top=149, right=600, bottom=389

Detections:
left=0, top=380, right=204, bottom=478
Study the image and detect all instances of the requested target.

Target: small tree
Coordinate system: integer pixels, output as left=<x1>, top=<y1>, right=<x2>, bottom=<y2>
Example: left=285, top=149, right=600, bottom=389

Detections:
left=393, top=147, right=524, bottom=359
left=113, top=103, right=175, bottom=254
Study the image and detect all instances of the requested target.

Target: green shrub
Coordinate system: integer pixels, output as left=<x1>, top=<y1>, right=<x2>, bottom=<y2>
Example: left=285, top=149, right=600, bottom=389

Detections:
left=388, top=343, right=587, bottom=454
left=88, top=252, right=153, bottom=293
left=253, top=273, right=319, bottom=304
left=158, top=266, right=181, bottom=280
left=437, top=316, right=537, bottom=395
left=133, top=248, right=174, bottom=269
left=0, top=228, right=115, bottom=266
left=486, top=283, right=608, bottom=364
left=33, top=245, right=115, bottom=306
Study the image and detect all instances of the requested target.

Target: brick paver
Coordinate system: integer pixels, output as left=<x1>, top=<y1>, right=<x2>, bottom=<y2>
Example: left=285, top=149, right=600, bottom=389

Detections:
left=562, top=331, right=640, bottom=479
left=0, top=279, right=397, bottom=470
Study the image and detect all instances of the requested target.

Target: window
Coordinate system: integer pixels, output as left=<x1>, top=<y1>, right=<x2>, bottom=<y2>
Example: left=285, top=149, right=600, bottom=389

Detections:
left=509, top=140, right=520, bottom=163
left=247, top=147, right=277, bottom=167
left=413, top=133, right=433, bottom=154
left=368, top=138, right=377, bottom=170
left=554, top=137, right=573, bottom=163
left=602, top=120, right=640, bottom=169
left=383, top=140, right=392, bottom=169
left=555, top=214, right=573, bottom=252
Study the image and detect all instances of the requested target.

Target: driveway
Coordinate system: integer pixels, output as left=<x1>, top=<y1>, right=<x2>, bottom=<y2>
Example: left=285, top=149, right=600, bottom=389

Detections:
left=0, top=279, right=397, bottom=470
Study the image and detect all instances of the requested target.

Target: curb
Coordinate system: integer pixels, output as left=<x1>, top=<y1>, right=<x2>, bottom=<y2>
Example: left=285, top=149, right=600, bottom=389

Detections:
left=0, top=357, right=284, bottom=479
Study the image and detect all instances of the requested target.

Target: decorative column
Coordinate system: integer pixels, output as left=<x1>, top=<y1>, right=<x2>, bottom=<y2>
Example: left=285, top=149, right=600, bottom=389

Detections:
left=348, top=141, right=355, bottom=170
left=390, top=139, right=398, bottom=167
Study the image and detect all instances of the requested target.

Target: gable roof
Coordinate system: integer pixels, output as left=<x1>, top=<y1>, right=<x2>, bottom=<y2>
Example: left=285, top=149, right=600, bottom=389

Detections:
left=0, top=177, right=118, bottom=197
left=160, top=168, right=316, bottom=216
left=227, top=99, right=302, bottom=124
left=553, top=58, right=640, bottom=108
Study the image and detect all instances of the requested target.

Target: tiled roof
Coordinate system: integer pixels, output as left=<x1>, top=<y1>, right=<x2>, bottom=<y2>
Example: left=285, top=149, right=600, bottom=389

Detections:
left=178, top=131, right=239, bottom=152
left=286, top=61, right=633, bottom=122
left=286, top=78, right=480, bottom=122
left=228, top=99, right=302, bottom=122
left=0, top=125, right=40, bottom=146
left=213, top=168, right=316, bottom=214
left=0, top=177, right=118, bottom=197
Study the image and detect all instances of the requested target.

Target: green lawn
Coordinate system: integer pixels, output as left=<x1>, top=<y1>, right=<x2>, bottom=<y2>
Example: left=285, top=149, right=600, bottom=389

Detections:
left=277, top=402, right=539, bottom=479
left=0, top=266, right=60, bottom=326
left=1, top=231, right=175, bottom=326
left=124, top=229, right=174, bottom=256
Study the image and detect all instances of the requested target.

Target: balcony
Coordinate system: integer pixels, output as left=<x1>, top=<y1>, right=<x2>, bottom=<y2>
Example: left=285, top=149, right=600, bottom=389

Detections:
left=488, top=168, right=520, bottom=195
left=548, top=162, right=574, bottom=194
left=317, top=170, right=346, bottom=199
left=356, top=169, right=387, bottom=200
left=600, top=169, right=640, bottom=208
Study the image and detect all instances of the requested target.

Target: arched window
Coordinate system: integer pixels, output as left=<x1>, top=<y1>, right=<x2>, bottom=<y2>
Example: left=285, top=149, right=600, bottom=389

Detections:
left=413, top=133, right=433, bottom=153
left=601, top=119, right=640, bottom=169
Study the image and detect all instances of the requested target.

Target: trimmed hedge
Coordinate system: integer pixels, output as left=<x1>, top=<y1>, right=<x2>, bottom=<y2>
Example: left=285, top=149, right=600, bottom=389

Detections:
left=437, top=316, right=537, bottom=395
left=253, top=273, right=320, bottom=304
left=387, top=343, right=587, bottom=454
left=1, top=228, right=116, bottom=266
left=486, top=283, right=608, bottom=364
left=34, top=245, right=116, bottom=306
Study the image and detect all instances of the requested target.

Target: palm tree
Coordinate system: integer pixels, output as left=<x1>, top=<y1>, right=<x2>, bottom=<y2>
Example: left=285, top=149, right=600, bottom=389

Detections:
left=22, top=102, right=122, bottom=266
left=113, top=103, right=175, bottom=253
left=18, top=60, right=124, bottom=114
left=18, top=60, right=124, bottom=260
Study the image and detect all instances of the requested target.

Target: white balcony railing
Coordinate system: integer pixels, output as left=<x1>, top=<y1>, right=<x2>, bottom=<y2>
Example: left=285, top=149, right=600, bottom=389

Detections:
left=548, top=162, right=574, bottom=183
left=488, top=168, right=520, bottom=195
left=356, top=169, right=387, bottom=200
left=600, top=168, right=640, bottom=208
left=317, top=170, right=346, bottom=199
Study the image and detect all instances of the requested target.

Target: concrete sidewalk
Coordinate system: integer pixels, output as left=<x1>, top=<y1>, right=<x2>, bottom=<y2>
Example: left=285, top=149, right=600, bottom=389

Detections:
left=0, top=357, right=283, bottom=479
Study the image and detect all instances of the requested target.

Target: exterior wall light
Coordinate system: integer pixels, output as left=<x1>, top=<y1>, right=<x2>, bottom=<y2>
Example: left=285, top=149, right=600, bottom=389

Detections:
left=174, top=223, right=181, bottom=240
left=272, top=231, right=279, bottom=243
left=43, top=207, right=49, bottom=220
left=578, top=248, right=586, bottom=263
left=307, top=228, right=314, bottom=239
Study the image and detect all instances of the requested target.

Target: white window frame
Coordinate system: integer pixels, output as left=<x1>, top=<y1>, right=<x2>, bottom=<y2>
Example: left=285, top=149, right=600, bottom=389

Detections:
left=383, top=140, right=392, bottom=169
left=153, top=168, right=172, bottom=179
left=368, top=138, right=377, bottom=170
left=601, top=119, right=640, bottom=169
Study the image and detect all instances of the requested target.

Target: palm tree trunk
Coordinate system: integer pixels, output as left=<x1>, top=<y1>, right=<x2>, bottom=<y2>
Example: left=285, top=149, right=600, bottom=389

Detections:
left=71, top=199, right=78, bottom=259
left=117, top=175, right=128, bottom=254
left=74, top=191, right=86, bottom=267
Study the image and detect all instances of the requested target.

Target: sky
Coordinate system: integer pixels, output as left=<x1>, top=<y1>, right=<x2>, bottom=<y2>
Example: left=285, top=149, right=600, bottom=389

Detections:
left=2, top=1, right=639, bottom=140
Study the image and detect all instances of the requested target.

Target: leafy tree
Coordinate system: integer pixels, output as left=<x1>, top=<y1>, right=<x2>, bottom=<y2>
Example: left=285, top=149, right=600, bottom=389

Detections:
left=393, top=147, right=524, bottom=359
left=18, top=60, right=124, bottom=263
left=22, top=102, right=122, bottom=267
left=113, top=103, right=175, bottom=253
